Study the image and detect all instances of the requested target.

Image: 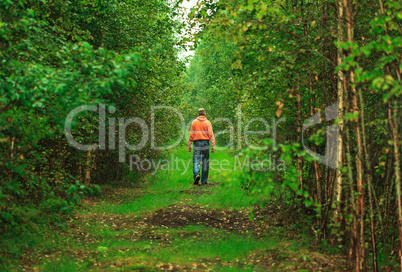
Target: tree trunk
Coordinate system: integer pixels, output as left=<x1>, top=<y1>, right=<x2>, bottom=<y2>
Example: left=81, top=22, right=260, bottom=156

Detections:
left=388, top=101, right=402, bottom=269
left=346, top=126, right=358, bottom=269
left=303, top=1, right=321, bottom=214
left=343, top=0, right=365, bottom=269
left=10, top=136, right=15, bottom=160
left=85, top=149, right=92, bottom=186
left=359, top=88, right=378, bottom=272
left=296, top=73, right=303, bottom=189
left=333, top=0, right=344, bottom=225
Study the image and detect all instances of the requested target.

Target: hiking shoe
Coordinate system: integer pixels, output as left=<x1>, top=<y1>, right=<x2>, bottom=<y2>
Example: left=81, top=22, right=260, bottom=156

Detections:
left=194, top=175, right=200, bottom=185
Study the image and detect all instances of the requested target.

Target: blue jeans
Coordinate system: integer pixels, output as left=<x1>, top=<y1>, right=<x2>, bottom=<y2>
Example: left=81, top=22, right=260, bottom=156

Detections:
left=193, top=140, right=210, bottom=184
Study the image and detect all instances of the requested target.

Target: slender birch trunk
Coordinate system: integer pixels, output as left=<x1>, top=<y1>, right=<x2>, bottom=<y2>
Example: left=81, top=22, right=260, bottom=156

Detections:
left=333, top=0, right=344, bottom=224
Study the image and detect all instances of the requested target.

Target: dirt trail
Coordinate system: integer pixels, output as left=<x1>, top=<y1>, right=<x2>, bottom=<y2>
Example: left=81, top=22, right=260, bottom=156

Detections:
left=76, top=194, right=347, bottom=271
left=16, top=181, right=348, bottom=271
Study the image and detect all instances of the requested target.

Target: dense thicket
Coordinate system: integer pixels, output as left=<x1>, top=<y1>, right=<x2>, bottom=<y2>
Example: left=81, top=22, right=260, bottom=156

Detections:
left=0, top=0, right=184, bottom=232
left=187, top=0, right=401, bottom=270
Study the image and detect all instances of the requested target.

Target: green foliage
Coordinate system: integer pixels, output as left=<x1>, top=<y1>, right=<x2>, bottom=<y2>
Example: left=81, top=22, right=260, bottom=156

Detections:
left=0, top=0, right=184, bottom=234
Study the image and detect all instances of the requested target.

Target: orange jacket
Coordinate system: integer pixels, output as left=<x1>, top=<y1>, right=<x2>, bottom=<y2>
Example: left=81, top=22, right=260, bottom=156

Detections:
left=188, top=116, right=215, bottom=149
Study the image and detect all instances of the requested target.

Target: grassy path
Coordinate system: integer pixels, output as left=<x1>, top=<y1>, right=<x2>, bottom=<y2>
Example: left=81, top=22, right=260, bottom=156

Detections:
left=10, top=148, right=346, bottom=271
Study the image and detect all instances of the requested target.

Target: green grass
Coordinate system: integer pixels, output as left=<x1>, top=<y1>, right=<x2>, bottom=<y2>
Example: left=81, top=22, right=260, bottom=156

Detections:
left=152, top=233, right=277, bottom=262
left=41, top=256, right=78, bottom=272
left=91, top=191, right=183, bottom=214
left=81, top=225, right=278, bottom=266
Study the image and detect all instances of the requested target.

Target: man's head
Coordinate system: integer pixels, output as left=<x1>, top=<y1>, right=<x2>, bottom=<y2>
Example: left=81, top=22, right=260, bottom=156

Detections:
left=198, top=108, right=206, bottom=116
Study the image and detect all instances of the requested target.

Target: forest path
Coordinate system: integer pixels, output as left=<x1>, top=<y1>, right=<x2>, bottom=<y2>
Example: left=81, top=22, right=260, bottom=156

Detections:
left=22, top=148, right=346, bottom=271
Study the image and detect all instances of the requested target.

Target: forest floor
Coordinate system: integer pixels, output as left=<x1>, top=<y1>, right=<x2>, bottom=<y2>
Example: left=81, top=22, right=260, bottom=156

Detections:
left=5, top=148, right=348, bottom=271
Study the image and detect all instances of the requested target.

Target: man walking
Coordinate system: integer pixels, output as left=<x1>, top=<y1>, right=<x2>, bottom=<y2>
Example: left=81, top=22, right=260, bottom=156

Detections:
left=188, top=108, right=215, bottom=185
